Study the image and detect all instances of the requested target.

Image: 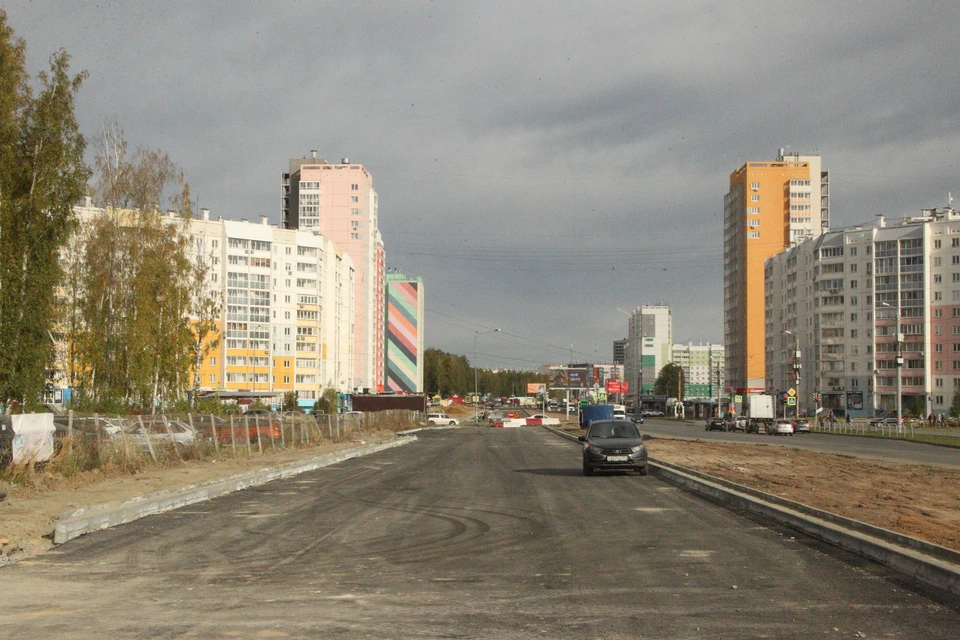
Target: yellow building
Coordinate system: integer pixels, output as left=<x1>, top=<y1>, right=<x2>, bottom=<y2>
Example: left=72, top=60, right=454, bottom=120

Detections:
left=723, top=149, right=828, bottom=394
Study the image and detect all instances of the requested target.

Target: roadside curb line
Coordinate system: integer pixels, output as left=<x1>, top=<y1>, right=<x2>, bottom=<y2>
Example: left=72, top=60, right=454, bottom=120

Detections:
left=543, top=425, right=960, bottom=597
left=54, top=438, right=413, bottom=545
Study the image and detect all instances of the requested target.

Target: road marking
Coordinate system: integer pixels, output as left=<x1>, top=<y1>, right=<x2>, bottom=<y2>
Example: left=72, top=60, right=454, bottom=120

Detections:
left=634, top=507, right=676, bottom=513
left=679, top=550, right=715, bottom=559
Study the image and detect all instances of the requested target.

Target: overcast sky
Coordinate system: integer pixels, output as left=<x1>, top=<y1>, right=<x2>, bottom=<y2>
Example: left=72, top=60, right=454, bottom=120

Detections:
left=8, top=1, right=960, bottom=370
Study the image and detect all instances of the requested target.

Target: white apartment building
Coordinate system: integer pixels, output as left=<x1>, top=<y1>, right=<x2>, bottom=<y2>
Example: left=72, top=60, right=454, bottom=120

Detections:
left=671, top=343, right=725, bottom=400
left=187, top=210, right=355, bottom=403
left=765, top=206, right=960, bottom=418
left=624, top=305, right=672, bottom=404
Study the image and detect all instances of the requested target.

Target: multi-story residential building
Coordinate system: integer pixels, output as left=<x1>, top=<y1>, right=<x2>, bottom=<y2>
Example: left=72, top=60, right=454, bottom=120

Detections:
left=671, top=343, right=725, bottom=400
left=724, top=149, right=829, bottom=395
left=186, top=211, right=356, bottom=406
left=61, top=205, right=356, bottom=408
left=613, top=339, right=627, bottom=365
left=765, top=205, right=960, bottom=418
left=282, top=153, right=385, bottom=393
left=624, top=305, right=672, bottom=404
left=384, top=270, right=425, bottom=393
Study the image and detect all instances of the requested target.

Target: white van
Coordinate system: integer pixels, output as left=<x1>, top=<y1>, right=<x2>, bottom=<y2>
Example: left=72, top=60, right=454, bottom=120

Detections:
left=612, top=404, right=627, bottom=420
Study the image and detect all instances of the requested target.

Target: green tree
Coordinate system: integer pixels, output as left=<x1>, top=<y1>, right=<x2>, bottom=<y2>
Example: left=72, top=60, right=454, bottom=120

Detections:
left=950, top=389, right=960, bottom=418
left=281, top=390, right=302, bottom=413
left=0, top=12, right=90, bottom=410
left=313, top=388, right=338, bottom=414
left=70, top=122, right=195, bottom=411
left=653, top=363, right=685, bottom=399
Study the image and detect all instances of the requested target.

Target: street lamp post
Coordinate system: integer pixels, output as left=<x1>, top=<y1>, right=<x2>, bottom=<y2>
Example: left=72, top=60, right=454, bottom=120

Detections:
left=474, top=328, right=500, bottom=424
left=784, top=330, right=801, bottom=417
left=881, top=302, right=902, bottom=431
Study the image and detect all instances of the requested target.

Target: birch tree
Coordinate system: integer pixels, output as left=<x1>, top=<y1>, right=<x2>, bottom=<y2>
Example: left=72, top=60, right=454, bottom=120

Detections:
left=0, top=12, right=90, bottom=410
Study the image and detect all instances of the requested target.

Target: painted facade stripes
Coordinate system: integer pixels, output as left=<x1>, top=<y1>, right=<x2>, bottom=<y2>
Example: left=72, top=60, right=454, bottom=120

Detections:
left=385, top=278, right=422, bottom=393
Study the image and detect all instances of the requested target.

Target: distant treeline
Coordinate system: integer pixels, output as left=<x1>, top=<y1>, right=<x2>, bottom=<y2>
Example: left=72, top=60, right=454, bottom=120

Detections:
left=423, top=348, right=548, bottom=398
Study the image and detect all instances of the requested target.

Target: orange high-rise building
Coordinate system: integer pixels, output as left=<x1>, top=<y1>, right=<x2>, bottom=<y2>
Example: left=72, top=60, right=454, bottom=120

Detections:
left=723, top=149, right=829, bottom=394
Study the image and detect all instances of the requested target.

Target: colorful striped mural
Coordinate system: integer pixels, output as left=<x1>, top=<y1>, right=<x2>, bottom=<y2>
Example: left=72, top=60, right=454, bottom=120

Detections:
left=386, top=280, right=420, bottom=392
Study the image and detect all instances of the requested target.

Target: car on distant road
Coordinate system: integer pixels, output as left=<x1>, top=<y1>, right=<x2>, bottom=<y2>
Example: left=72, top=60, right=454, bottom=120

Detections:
left=729, top=416, right=747, bottom=432
left=526, top=414, right=560, bottom=426
left=766, top=419, right=794, bottom=436
left=427, top=413, right=459, bottom=426
left=642, top=410, right=664, bottom=417
left=792, top=419, right=811, bottom=434
left=869, top=417, right=899, bottom=428
left=579, top=420, right=648, bottom=476
left=626, top=412, right=645, bottom=424
left=705, top=417, right=728, bottom=432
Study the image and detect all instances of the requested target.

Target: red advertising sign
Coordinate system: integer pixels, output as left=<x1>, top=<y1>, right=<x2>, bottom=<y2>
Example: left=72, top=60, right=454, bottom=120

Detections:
left=606, top=380, right=628, bottom=394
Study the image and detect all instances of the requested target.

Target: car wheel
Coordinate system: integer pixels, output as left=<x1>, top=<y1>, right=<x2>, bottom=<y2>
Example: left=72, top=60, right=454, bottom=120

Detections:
left=449, top=421, right=456, bottom=425
left=637, top=465, right=649, bottom=476
left=583, top=464, right=594, bottom=476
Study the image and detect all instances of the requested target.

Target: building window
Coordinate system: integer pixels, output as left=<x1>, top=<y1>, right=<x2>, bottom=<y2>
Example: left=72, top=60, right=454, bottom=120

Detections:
left=284, top=376, right=290, bottom=384
left=747, top=207, right=760, bottom=214
left=210, top=357, right=217, bottom=366
left=750, top=181, right=760, bottom=190
left=209, top=374, right=216, bottom=383
left=751, top=194, right=759, bottom=202
left=351, top=232, right=360, bottom=240
left=351, top=184, right=359, bottom=191
left=351, top=220, right=360, bottom=228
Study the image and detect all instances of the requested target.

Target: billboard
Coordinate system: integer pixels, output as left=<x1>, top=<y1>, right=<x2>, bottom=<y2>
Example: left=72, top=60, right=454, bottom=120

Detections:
left=526, top=383, right=546, bottom=394
left=606, top=380, right=629, bottom=394
left=550, top=367, right=589, bottom=389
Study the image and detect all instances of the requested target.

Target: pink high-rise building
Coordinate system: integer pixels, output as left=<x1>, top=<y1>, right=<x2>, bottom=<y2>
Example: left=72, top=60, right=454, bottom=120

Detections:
left=282, top=153, right=385, bottom=392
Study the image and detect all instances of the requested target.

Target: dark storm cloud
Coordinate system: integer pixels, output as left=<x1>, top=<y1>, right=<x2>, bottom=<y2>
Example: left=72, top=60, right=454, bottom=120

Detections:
left=6, top=1, right=960, bottom=368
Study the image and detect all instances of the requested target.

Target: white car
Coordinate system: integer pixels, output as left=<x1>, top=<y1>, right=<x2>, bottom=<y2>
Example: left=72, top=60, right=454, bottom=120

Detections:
left=427, top=413, right=459, bottom=426
left=526, top=414, right=560, bottom=426
left=766, top=419, right=794, bottom=436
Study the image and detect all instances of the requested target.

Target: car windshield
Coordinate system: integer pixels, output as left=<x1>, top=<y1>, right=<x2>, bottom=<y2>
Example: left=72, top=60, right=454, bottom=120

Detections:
left=589, top=423, right=639, bottom=439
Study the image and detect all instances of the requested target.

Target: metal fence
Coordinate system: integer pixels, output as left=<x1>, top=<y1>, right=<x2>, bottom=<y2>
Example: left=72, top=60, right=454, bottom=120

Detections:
left=50, top=410, right=423, bottom=462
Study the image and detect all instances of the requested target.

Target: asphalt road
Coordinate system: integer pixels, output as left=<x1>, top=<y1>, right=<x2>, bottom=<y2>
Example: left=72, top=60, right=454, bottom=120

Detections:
left=3, top=427, right=959, bottom=639
left=639, top=418, right=960, bottom=468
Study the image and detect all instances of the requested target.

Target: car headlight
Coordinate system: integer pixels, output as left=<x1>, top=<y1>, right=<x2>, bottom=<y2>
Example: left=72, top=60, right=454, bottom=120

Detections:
left=630, top=445, right=645, bottom=454
left=587, top=444, right=605, bottom=454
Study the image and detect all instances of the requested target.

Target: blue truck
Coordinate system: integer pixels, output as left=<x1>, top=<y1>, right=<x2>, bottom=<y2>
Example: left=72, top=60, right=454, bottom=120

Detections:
left=579, top=404, right=614, bottom=429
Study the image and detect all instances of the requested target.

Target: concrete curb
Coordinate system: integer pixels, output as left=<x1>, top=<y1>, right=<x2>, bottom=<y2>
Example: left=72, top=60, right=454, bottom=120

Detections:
left=542, top=425, right=960, bottom=597
left=54, top=438, right=413, bottom=545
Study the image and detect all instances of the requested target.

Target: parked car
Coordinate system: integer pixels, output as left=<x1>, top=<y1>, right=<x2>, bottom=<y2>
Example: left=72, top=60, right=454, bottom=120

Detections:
left=643, top=410, right=664, bottom=417
left=627, top=412, right=645, bottom=424
left=766, top=419, right=795, bottom=436
left=579, top=419, right=648, bottom=476
left=705, top=417, right=728, bottom=432
left=427, top=413, right=459, bottom=426
left=792, top=419, right=811, bottom=434
left=869, top=417, right=899, bottom=428
left=121, top=420, right=197, bottom=449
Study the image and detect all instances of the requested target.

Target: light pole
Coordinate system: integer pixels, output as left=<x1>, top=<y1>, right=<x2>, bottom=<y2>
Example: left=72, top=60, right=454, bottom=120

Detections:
left=474, top=328, right=500, bottom=424
left=784, top=330, right=801, bottom=417
left=881, top=302, right=902, bottom=431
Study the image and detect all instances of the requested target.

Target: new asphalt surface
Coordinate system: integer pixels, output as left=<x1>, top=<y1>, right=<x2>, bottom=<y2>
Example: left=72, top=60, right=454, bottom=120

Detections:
left=2, top=427, right=959, bottom=638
